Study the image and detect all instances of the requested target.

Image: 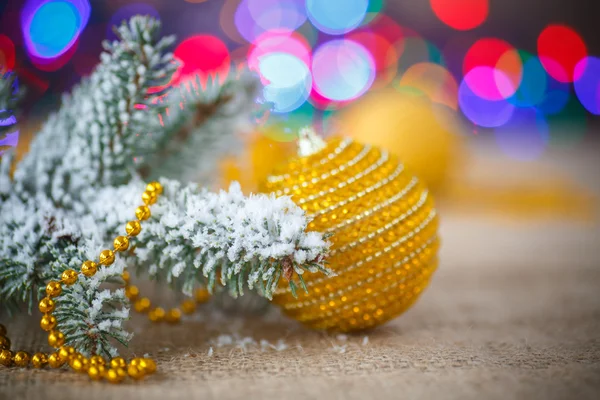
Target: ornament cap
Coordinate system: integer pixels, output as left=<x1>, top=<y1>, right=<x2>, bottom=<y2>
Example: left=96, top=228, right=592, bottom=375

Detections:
left=297, top=126, right=327, bottom=157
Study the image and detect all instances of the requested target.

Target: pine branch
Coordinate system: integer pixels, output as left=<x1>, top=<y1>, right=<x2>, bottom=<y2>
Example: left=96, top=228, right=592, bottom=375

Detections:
left=137, top=70, right=264, bottom=185
left=13, top=16, right=177, bottom=207
left=85, top=179, right=331, bottom=300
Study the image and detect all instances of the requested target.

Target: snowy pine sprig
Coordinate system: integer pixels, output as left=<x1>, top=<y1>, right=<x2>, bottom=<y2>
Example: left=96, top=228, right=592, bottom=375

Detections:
left=13, top=16, right=177, bottom=207
left=0, top=15, right=331, bottom=359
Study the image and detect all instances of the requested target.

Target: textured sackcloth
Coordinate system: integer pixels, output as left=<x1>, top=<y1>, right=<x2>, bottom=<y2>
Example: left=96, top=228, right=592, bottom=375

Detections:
left=1, top=139, right=600, bottom=400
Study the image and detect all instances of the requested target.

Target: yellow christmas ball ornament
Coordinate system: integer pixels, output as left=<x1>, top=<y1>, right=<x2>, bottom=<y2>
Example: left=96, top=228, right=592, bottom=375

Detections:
left=261, top=129, right=440, bottom=332
left=336, top=88, right=464, bottom=193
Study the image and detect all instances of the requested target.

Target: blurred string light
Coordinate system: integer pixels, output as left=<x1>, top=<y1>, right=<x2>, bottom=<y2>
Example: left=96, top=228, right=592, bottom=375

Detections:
left=172, top=35, right=231, bottom=87
left=346, top=29, right=398, bottom=88
left=21, top=0, right=90, bottom=70
left=463, top=38, right=521, bottom=101
left=108, top=3, right=160, bottom=40
left=459, top=68, right=515, bottom=128
left=306, top=0, right=369, bottom=35
left=0, top=76, right=19, bottom=155
left=574, top=56, right=600, bottom=115
left=537, top=24, right=587, bottom=83
left=248, top=31, right=311, bottom=72
left=430, top=0, right=489, bottom=31
left=0, top=34, right=15, bottom=72
left=312, top=39, right=375, bottom=102
left=235, top=0, right=306, bottom=43
left=362, top=0, right=386, bottom=25
left=260, top=52, right=312, bottom=113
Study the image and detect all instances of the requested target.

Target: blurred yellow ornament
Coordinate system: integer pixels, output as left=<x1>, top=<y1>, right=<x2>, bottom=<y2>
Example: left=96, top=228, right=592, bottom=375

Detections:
left=336, top=89, right=464, bottom=193
left=220, top=125, right=298, bottom=193
left=261, top=131, right=440, bottom=332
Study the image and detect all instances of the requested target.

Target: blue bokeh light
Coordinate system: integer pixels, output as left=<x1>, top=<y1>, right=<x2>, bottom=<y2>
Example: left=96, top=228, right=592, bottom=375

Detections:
left=260, top=52, right=312, bottom=113
left=459, top=70, right=515, bottom=128
left=306, top=0, right=368, bottom=35
left=574, top=56, right=600, bottom=115
left=22, top=0, right=90, bottom=59
left=312, top=39, right=375, bottom=102
left=508, top=55, right=547, bottom=107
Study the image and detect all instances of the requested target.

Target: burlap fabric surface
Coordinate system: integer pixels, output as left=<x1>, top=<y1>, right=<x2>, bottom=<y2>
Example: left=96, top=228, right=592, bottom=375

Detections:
left=1, top=142, right=599, bottom=399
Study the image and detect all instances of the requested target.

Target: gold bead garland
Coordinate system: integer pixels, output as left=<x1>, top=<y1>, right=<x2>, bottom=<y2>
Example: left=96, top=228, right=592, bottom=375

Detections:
left=122, top=268, right=211, bottom=324
left=262, top=137, right=440, bottom=332
left=0, top=182, right=163, bottom=383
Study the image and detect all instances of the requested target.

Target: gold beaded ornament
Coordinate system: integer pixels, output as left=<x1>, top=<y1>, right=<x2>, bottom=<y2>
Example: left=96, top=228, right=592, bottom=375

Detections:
left=0, top=182, right=163, bottom=383
left=262, top=135, right=440, bottom=332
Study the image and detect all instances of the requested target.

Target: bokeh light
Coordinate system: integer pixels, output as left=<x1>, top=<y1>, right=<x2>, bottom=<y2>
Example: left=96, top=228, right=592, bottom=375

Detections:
left=430, top=0, right=489, bottom=31
left=312, top=39, right=375, bottom=102
left=0, top=34, right=15, bottom=72
left=537, top=24, right=587, bottom=83
left=259, top=52, right=312, bottom=113
left=235, top=0, right=306, bottom=43
left=172, top=35, right=231, bottom=87
left=346, top=29, right=399, bottom=87
left=574, top=56, right=600, bottom=115
left=248, top=31, right=311, bottom=74
left=463, top=38, right=521, bottom=100
left=494, top=107, right=548, bottom=161
left=22, top=0, right=90, bottom=61
left=459, top=68, right=515, bottom=128
left=507, top=51, right=546, bottom=108
left=398, top=62, right=459, bottom=110
left=306, top=0, right=369, bottom=35
left=362, top=0, right=386, bottom=25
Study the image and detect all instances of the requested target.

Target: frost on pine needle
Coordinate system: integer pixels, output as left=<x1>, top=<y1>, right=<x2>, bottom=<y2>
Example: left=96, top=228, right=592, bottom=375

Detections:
left=0, top=72, right=21, bottom=157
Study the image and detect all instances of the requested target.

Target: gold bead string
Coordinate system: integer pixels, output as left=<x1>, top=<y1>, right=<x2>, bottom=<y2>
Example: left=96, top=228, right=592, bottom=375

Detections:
left=0, top=181, right=163, bottom=383
left=123, top=271, right=211, bottom=324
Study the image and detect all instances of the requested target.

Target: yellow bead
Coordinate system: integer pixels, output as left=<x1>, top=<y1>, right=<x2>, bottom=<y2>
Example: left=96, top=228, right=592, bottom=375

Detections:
left=109, top=356, right=126, bottom=369
left=165, top=308, right=181, bottom=324
left=69, top=354, right=88, bottom=372
left=135, top=205, right=151, bottom=221
left=39, top=297, right=56, bottom=313
left=47, top=353, right=64, bottom=368
left=125, top=285, right=139, bottom=300
left=0, top=349, right=12, bottom=366
left=58, top=345, right=75, bottom=362
left=134, top=297, right=151, bottom=313
left=127, top=365, right=145, bottom=380
left=113, top=236, right=130, bottom=252
left=81, top=260, right=98, bottom=277
left=48, top=330, right=65, bottom=348
left=148, top=307, right=165, bottom=322
left=129, top=357, right=143, bottom=367
left=0, top=335, right=10, bottom=350
left=90, top=355, right=105, bottom=366
left=99, top=249, right=115, bottom=266
left=13, top=351, right=30, bottom=367
left=105, top=368, right=124, bottom=383
left=31, top=352, right=48, bottom=368
left=139, top=358, right=156, bottom=374
left=125, top=220, right=142, bottom=236
left=40, top=314, right=57, bottom=331
left=88, top=365, right=106, bottom=381
left=45, top=281, right=62, bottom=297
left=180, top=299, right=196, bottom=315
left=0, top=324, right=6, bottom=336
left=146, top=181, right=163, bottom=195
left=142, top=191, right=157, bottom=205
left=121, top=270, right=130, bottom=283
left=194, top=288, right=210, bottom=303
left=61, top=269, right=78, bottom=285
